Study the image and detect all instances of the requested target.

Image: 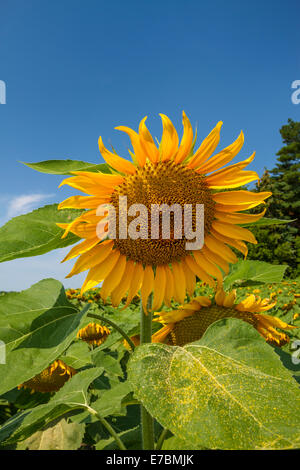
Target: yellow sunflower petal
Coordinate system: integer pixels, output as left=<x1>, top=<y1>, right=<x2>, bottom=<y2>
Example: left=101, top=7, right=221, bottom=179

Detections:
left=212, top=221, right=257, bottom=244
left=100, top=254, right=127, bottom=301
left=58, top=195, right=109, bottom=210
left=71, top=171, right=125, bottom=188
left=139, top=116, right=160, bottom=163
left=212, top=190, right=272, bottom=205
left=188, top=121, right=223, bottom=169
left=193, top=250, right=223, bottom=283
left=185, top=255, right=216, bottom=288
left=62, top=237, right=100, bottom=263
left=152, top=266, right=167, bottom=311
left=81, top=249, right=120, bottom=294
left=115, top=126, right=146, bottom=167
left=215, top=289, right=226, bottom=306
left=196, top=130, right=244, bottom=173
left=66, top=240, right=114, bottom=278
left=236, top=294, right=256, bottom=311
left=204, top=235, right=238, bottom=264
left=258, top=314, right=297, bottom=331
left=59, top=175, right=114, bottom=195
left=164, top=265, right=175, bottom=307
left=174, top=111, right=194, bottom=163
left=171, top=261, right=186, bottom=304
left=200, top=246, right=230, bottom=274
left=223, top=290, right=237, bottom=308
left=110, top=259, right=135, bottom=307
left=215, top=201, right=266, bottom=213
left=98, top=136, right=136, bottom=175
left=205, top=151, right=256, bottom=181
left=152, top=324, right=174, bottom=343
left=159, top=114, right=179, bottom=162
left=210, top=228, right=249, bottom=258
left=208, top=171, right=259, bottom=189
left=122, top=263, right=144, bottom=309
left=181, top=259, right=196, bottom=296
left=215, top=209, right=266, bottom=225
left=194, top=296, right=211, bottom=307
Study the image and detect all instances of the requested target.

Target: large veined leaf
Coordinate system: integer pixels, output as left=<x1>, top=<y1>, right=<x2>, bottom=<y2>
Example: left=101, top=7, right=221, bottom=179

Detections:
left=223, top=260, right=287, bottom=289
left=17, top=418, right=85, bottom=450
left=0, top=368, right=103, bottom=444
left=128, top=319, right=300, bottom=450
left=0, top=279, right=89, bottom=395
left=91, top=381, right=133, bottom=418
left=22, top=160, right=111, bottom=175
left=162, top=434, right=206, bottom=450
left=0, top=204, right=82, bottom=263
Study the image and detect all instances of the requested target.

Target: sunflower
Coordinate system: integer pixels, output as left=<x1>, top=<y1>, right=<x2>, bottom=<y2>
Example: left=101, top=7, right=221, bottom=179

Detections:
left=151, top=289, right=296, bottom=347
left=57, top=112, right=271, bottom=312
left=18, top=360, right=76, bottom=393
left=77, top=322, right=110, bottom=347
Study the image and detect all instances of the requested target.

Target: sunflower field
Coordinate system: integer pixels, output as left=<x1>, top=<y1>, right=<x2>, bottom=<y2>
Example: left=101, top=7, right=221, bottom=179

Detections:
left=0, top=113, right=299, bottom=451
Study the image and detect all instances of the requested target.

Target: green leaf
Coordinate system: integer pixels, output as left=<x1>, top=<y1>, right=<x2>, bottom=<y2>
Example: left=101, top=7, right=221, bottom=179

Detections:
left=92, top=350, right=123, bottom=380
left=17, top=418, right=85, bottom=450
left=95, top=425, right=141, bottom=450
left=61, top=342, right=92, bottom=369
left=242, top=217, right=297, bottom=227
left=162, top=435, right=206, bottom=450
left=223, top=260, right=287, bottom=289
left=22, top=160, right=111, bottom=175
left=0, top=367, right=103, bottom=444
left=91, top=381, right=133, bottom=418
left=0, top=204, right=82, bottom=263
left=0, top=279, right=89, bottom=395
left=128, top=319, right=300, bottom=450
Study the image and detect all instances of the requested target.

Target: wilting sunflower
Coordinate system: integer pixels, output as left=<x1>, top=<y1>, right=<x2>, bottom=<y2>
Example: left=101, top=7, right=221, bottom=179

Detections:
left=77, top=322, right=110, bottom=347
left=151, top=289, right=297, bottom=347
left=18, top=360, right=76, bottom=393
left=57, top=112, right=271, bottom=311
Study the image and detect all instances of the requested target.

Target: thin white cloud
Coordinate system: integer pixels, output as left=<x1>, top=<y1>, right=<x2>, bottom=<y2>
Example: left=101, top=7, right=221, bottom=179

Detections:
left=0, top=248, right=86, bottom=292
left=6, top=193, right=55, bottom=219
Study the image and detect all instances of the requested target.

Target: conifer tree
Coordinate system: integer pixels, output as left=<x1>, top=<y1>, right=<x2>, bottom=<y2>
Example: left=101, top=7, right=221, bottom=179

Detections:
left=247, top=119, right=300, bottom=278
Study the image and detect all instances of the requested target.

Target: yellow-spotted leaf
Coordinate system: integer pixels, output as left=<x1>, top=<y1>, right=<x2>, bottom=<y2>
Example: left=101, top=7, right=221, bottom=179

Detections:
left=128, top=319, right=300, bottom=450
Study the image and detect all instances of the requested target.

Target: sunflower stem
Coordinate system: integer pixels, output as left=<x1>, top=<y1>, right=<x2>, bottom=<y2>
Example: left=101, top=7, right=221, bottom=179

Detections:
left=156, top=428, right=169, bottom=450
left=87, top=312, right=135, bottom=351
left=86, top=406, right=126, bottom=450
left=140, top=294, right=155, bottom=450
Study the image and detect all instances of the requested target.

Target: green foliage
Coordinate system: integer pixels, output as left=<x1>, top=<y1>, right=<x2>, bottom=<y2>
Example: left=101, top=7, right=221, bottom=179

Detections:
left=0, top=368, right=103, bottom=445
left=0, top=264, right=299, bottom=450
left=248, top=119, right=300, bottom=278
left=0, top=279, right=89, bottom=395
left=223, top=259, right=287, bottom=289
left=17, top=418, right=85, bottom=450
left=22, top=160, right=111, bottom=175
left=0, top=204, right=82, bottom=263
left=128, top=319, right=300, bottom=450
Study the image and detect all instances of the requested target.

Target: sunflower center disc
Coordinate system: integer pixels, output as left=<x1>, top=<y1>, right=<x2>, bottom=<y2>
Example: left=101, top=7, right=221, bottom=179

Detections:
left=167, top=306, right=257, bottom=346
left=110, top=161, right=216, bottom=266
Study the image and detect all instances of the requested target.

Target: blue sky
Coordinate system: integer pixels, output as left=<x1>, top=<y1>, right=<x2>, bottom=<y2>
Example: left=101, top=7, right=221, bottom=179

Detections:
left=0, top=0, right=299, bottom=291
